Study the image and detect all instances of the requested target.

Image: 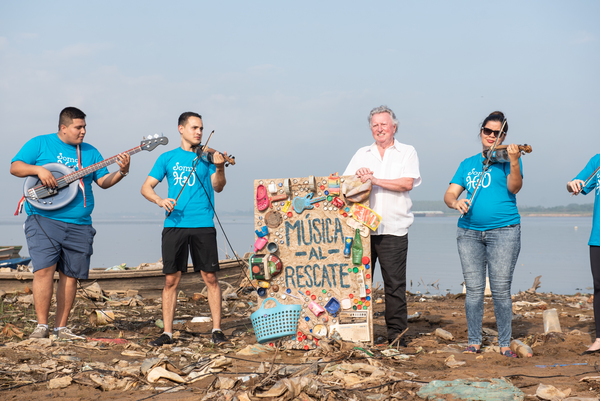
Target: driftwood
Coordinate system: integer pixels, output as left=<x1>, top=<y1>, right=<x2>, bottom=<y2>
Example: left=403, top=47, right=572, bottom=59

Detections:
left=389, top=327, right=409, bottom=350
left=527, top=275, right=542, bottom=294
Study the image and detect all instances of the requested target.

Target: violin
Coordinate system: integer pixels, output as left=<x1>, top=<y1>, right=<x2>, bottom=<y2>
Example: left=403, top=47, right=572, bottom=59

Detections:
left=483, top=144, right=532, bottom=164
left=493, top=144, right=532, bottom=153
left=195, top=145, right=236, bottom=167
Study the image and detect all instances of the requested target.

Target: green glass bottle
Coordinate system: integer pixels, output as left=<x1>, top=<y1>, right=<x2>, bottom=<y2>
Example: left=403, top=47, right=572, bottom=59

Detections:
left=352, top=228, right=363, bottom=266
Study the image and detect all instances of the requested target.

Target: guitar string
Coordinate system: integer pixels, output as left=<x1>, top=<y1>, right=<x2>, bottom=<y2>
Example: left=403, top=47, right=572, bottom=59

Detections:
left=29, top=146, right=144, bottom=194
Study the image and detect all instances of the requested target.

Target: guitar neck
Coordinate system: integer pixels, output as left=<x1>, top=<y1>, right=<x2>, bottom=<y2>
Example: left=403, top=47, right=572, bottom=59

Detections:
left=62, top=146, right=142, bottom=184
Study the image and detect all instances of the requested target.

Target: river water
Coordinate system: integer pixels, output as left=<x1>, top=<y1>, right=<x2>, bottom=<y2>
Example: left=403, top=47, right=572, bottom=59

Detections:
left=0, top=215, right=593, bottom=295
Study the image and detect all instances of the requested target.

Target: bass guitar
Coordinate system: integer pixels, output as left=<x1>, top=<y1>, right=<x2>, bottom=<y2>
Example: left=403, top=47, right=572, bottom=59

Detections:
left=22, top=135, right=168, bottom=211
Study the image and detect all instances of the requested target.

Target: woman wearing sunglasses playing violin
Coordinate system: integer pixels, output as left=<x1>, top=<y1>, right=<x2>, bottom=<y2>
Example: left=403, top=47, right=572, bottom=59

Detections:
left=443, top=111, right=523, bottom=358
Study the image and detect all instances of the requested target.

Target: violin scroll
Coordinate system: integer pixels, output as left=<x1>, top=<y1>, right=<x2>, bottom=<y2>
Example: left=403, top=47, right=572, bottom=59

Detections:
left=518, top=144, right=532, bottom=154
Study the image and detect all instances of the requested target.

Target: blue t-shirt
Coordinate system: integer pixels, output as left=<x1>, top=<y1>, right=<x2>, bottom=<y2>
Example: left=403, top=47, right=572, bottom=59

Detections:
left=573, top=154, right=600, bottom=246
left=149, top=147, right=217, bottom=228
left=450, top=153, right=522, bottom=231
left=12, top=133, right=109, bottom=225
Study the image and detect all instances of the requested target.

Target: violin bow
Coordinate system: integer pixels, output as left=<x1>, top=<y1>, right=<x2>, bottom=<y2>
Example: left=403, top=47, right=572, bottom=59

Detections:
left=461, top=119, right=507, bottom=218
left=166, top=130, right=214, bottom=217
left=571, top=164, right=600, bottom=197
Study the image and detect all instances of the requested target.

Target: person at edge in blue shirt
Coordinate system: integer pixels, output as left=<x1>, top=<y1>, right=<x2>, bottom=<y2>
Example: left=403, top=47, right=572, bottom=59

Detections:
left=443, top=111, right=523, bottom=358
left=568, top=156, right=600, bottom=355
left=10, top=107, right=131, bottom=340
left=141, top=112, right=228, bottom=346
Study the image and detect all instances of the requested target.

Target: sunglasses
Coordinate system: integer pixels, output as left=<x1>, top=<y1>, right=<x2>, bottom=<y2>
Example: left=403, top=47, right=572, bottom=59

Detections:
left=481, top=127, right=504, bottom=137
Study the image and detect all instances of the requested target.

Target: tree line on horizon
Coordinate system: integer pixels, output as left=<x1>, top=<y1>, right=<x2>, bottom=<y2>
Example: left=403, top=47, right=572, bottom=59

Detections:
left=411, top=201, right=593, bottom=214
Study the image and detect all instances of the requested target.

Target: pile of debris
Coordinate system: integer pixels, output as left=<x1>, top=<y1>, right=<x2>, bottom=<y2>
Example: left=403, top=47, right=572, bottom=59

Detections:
left=1, top=278, right=600, bottom=400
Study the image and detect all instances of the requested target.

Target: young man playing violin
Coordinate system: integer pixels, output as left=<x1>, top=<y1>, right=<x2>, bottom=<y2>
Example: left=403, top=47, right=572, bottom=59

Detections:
left=141, top=112, right=228, bottom=346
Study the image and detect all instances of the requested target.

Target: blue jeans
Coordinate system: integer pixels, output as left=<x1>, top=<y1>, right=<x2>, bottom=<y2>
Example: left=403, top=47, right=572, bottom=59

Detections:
left=590, top=246, right=600, bottom=337
left=457, top=224, right=520, bottom=347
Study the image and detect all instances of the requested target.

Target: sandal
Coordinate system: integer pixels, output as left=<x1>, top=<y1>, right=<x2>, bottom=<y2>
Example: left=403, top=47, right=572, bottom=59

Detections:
left=256, top=185, right=269, bottom=211
left=464, top=345, right=481, bottom=354
left=502, top=350, right=517, bottom=358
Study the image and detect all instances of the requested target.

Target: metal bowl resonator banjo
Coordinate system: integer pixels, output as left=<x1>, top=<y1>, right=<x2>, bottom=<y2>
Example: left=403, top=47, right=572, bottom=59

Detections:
left=23, top=135, right=168, bottom=211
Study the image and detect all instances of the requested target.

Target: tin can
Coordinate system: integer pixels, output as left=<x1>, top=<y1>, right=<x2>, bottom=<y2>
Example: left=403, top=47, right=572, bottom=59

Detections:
left=313, top=324, right=328, bottom=338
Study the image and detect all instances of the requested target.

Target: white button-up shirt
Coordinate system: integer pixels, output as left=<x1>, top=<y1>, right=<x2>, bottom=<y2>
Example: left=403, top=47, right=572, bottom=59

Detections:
left=343, top=138, right=421, bottom=236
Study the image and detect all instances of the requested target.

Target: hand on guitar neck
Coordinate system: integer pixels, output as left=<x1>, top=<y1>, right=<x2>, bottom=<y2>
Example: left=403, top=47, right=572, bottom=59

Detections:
left=97, top=153, right=130, bottom=189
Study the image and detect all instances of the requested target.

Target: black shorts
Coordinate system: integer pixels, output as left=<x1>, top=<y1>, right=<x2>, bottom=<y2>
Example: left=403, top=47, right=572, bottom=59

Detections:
left=161, top=227, right=220, bottom=274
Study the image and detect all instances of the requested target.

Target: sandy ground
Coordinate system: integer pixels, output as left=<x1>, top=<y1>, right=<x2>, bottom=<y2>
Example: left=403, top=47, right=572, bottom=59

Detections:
left=1, top=287, right=600, bottom=400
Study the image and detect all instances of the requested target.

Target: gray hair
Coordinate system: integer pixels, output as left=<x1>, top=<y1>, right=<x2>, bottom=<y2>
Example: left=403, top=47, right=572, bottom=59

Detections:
left=368, top=105, right=399, bottom=133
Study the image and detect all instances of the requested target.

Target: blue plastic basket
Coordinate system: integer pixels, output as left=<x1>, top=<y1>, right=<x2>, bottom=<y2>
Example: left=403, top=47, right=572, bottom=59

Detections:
left=251, top=297, right=302, bottom=344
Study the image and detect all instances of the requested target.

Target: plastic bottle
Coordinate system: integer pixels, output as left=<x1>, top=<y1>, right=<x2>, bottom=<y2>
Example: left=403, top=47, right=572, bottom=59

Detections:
left=543, top=308, right=562, bottom=334
left=344, top=236, right=353, bottom=258
left=434, top=328, right=454, bottom=341
left=510, top=339, right=533, bottom=358
left=352, top=228, right=363, bottom=265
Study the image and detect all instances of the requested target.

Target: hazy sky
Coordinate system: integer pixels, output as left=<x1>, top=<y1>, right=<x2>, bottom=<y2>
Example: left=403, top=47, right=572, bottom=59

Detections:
left=1, top=1, right=599, bottom=221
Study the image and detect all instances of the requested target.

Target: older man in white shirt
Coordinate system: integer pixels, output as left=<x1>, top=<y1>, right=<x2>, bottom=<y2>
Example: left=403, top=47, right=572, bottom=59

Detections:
left=344, top=105, right=421, bottom=346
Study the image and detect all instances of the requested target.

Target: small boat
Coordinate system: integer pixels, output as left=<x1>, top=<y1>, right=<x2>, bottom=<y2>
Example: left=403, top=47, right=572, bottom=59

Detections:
left=0, top=257, right=32, bottom=270
left=0, top=246, right=22, bottom=261
left=0, top=254, right=249, bottom=298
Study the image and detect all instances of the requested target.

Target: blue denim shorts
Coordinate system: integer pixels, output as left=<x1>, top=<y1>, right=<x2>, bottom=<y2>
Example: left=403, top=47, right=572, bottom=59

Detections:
left=24, top=215, right=96, bottom=279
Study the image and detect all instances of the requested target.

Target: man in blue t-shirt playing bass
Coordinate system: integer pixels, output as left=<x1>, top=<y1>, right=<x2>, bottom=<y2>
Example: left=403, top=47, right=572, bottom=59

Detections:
left=10, top=107, right=131, bottom=340
left=141, top=112, right=228, bottom=346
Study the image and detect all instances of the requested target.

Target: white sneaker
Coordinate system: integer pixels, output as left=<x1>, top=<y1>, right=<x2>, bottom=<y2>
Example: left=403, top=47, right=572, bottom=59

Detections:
left=55, top=328, right=85, bottom=340
left=30, top=325, right=50, bottom=339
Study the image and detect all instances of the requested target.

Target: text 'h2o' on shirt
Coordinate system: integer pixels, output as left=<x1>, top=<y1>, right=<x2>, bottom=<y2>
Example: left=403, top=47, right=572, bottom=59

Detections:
left=450, top=153, right=522, bottom=231
left=149, top=147, right=217, bottom=228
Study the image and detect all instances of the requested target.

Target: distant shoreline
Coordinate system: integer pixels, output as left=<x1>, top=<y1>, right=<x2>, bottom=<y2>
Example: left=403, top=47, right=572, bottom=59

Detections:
left=521, top=213, right=593, bottom=217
